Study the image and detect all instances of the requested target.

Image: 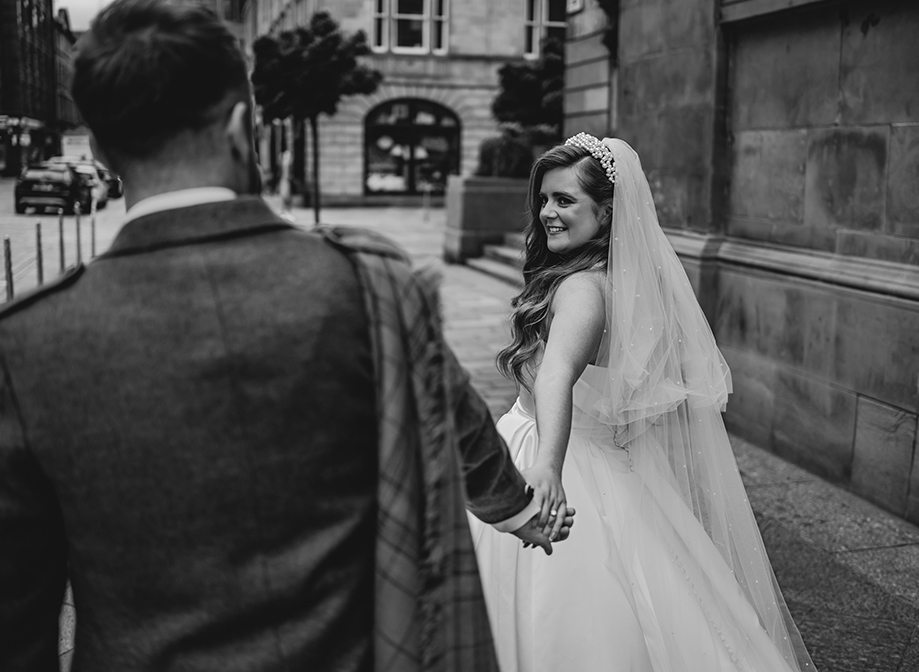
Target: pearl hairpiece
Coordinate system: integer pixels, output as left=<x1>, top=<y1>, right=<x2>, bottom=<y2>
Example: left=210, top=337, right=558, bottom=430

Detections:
left=565, top=132, right=617, bottom=185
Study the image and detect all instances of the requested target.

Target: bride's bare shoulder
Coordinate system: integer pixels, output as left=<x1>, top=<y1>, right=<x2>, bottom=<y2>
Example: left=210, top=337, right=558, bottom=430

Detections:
left=551, top=270, right=606, bottom=314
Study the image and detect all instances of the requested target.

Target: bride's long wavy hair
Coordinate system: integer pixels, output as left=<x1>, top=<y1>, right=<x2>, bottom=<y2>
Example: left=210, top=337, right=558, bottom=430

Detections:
left=496, top=143, right=614, bottom=390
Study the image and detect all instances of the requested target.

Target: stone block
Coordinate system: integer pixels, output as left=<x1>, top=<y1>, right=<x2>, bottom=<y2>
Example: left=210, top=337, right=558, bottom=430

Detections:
left=887, top=123, right=919, bottom=239
left=851, top=396, right=917, bottom=516
left=619, top=47, right=714, bottom=119
left=909, top=435, right=919, bottom=525
left=564, top=112, right=610, bottom=140
left=772, top=368, right=857, bottom=483
left=443, top=176, right=529, bottom=262
left=618, top=2, right=665, bottom=62
left=832, top=293, right=919, bottom=412
left=566, top=31, right=609, bottom=65
left=840, top=0, right=919, bottom=125
left=804, top=126, right=889, bottom=231
left=720, top=344, right=777, bottom=450
left=729, top=130, right=807, bottom=223
left=565, top=85, right=610, bottom=115
left=644, top=168, right=710, bottom=231
left=715, top=268, right=837, bottom=379
left=715, top=267, right=789, bottom=356
left=566, top=58, right=610, bottom=91
left=660, top=0, right=715, bottom=49
left=730, top=4, right=840, bottom=130
left=836, top=230, right=919, bottom=266
left=726, top=217, right=836, bottom=251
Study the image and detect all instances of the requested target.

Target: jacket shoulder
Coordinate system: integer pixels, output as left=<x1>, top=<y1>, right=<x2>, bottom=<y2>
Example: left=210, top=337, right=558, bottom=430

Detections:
left=316, top=225, right=411, bottom=265
left=0, top=264, right=84, bottom=323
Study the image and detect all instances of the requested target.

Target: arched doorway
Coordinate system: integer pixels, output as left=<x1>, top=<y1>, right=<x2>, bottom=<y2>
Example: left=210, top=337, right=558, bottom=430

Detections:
left=364, top=99, right=461, bottom=196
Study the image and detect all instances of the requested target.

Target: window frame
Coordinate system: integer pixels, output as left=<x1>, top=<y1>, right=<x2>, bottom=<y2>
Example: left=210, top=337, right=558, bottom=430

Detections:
left=371, top=0, right=450, bottom=55
left=524, top=0, right=567, bottom=58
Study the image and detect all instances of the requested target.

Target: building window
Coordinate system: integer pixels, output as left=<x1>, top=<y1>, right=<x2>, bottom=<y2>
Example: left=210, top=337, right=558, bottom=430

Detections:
left=372, top=0, right=449, bottom=54
left=525, top=0, right=566, bottom=57
left=365, top=99, right=460, bottom=195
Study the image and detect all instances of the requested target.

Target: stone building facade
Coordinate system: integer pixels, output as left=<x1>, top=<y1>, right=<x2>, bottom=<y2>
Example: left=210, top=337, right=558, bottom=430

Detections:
left=0, top=0, right=57, bottom=176
left=567, top=0, right=919, bottom=523
left=240, top=0, right=567, bottom=201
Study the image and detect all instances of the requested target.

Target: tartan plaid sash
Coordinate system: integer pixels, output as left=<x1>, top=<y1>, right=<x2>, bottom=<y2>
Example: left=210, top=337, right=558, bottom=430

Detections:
left=321, top=227, right=500, bottom=672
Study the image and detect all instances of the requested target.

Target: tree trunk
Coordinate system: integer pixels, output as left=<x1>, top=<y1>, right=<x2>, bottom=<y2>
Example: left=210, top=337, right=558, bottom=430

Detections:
left=309, top=115, right=320, bottom=226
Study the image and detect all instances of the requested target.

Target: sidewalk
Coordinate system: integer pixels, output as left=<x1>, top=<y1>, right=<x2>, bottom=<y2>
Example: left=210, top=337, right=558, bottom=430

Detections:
left=52, top=201, right=918, bottom=671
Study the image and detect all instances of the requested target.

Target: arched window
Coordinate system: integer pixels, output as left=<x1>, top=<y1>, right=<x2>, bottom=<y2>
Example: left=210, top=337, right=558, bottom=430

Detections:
left=364, top=99, right=461, bottom=196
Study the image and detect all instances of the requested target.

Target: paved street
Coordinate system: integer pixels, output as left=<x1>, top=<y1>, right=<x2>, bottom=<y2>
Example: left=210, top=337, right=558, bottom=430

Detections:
left=1, top=181, right=916, bottom=672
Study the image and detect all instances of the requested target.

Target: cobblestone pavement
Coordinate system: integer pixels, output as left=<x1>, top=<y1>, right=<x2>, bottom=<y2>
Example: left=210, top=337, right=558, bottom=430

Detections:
left=2, top=184, right=915, bottom=672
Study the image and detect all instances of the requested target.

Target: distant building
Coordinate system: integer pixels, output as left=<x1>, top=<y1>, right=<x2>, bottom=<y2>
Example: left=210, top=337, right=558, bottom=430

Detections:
left=53, top=9, right=82, bottom=139
left=239, top=0, right=567, bottom=202
left=0, top=0, right=57, bottom=175
left=566, top=0, right=919, bottom=524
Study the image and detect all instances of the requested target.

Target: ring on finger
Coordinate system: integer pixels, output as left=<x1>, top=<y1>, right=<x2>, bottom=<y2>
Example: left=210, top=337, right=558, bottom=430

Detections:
left=550, top=509, right=558, bottom=517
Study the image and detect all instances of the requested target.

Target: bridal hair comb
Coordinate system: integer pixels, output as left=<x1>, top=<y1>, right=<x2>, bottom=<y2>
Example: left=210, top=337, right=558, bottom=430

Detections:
left=565, top=132, right=617, bottom=185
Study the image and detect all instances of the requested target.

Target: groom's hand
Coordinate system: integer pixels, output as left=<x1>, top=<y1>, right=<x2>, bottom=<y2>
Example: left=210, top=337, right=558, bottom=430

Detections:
left=512, top=507, right=576, bottom=555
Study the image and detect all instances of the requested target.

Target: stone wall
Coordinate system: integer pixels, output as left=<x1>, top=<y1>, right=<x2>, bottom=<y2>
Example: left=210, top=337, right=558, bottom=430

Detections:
left=563, top=1, right=612, bottom=139
left=715, top=0, right=919, bottom=521
left=585, top=0, right=919, bottom=522
left=726, top=0, right=919, bottom=264
left=616, top=0, right=722, bottom=233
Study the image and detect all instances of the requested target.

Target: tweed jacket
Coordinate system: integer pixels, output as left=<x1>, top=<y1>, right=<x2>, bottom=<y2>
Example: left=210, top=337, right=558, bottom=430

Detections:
left=0, top=197, right=530, bottom=671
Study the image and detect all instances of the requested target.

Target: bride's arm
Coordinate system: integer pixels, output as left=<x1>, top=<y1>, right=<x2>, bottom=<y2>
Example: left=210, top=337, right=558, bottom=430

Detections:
left=529, top=271, right=605, bottom=540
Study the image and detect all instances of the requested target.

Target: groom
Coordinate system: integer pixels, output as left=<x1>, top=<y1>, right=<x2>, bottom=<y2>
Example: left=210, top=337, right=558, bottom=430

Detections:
left=0, top=1, right=570, bottom=671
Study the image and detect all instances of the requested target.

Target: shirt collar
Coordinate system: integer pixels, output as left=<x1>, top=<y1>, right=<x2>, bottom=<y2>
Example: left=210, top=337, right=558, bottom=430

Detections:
left=123, top=187, right=238, bottom=225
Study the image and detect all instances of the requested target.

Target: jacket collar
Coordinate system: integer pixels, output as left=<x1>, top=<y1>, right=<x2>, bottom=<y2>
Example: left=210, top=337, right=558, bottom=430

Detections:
left=101, top=196, right=297, bottom=258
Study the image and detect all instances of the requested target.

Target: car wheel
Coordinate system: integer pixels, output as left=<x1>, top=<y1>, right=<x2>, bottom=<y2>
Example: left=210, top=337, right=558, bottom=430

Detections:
left=15, top=201, right=26, bottom=214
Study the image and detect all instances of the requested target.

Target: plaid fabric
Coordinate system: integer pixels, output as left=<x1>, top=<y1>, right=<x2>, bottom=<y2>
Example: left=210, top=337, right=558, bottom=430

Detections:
left=321, top=227, right=500, bottom=672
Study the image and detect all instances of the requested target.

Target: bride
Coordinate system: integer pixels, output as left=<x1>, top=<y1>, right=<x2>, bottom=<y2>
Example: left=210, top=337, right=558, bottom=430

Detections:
left=468, top=135, right=816, bottom=672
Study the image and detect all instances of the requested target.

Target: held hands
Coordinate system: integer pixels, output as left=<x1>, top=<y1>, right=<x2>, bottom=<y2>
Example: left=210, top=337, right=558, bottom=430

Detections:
left=521, top=463, right=570, bottom=543
left=511, top=506, right=576, bottom=555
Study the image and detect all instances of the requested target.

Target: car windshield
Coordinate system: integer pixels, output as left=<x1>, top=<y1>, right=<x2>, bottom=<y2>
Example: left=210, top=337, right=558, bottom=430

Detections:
left=24, top=168, right=68, bottom=181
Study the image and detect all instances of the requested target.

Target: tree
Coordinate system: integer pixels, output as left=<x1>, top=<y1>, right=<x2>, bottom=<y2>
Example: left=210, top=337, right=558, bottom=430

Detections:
left=491, top=37, right=565, bottom=132
left=252, top=12, right=382, bottom=224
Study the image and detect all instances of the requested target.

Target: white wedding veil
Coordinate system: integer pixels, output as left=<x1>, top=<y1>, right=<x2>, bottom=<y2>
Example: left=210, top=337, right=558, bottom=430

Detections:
left=581, top=137, right=815, bottom=671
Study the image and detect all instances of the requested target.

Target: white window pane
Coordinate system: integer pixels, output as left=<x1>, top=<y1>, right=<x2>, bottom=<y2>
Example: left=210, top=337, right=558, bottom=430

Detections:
left=396, top=0, right=424, bottom=16
left=433, top=19, right=445, bottom=50
left=526, top=0, right=536, bottom=21
left=395, top=18, right=425, bottom=47
left=547, top=0, right=566, bottom=22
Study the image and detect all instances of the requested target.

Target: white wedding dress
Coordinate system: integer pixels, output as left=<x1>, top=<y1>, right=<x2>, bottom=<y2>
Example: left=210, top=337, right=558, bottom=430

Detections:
left=468, top=364, right=801, bottom=672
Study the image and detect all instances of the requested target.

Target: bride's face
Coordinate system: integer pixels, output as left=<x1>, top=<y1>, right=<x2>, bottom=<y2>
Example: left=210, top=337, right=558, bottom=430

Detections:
left=539, top=165, right=603, bottom=256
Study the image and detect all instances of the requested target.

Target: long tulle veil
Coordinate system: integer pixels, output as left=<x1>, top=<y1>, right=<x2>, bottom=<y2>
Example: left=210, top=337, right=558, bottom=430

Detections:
left=582, top=138, right=815, bottom=670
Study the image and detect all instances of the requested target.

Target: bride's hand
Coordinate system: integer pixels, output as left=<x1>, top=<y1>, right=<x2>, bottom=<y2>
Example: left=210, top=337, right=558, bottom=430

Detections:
left=521, top=464, right=567, bottom=541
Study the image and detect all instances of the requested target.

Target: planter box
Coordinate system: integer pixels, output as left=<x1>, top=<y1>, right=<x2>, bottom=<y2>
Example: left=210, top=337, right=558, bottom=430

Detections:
left=444, top=175, right=529, bottom=262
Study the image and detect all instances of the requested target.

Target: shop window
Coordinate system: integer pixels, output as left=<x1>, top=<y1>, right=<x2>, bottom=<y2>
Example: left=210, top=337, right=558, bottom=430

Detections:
left=365, top=99, right=461, bottom=195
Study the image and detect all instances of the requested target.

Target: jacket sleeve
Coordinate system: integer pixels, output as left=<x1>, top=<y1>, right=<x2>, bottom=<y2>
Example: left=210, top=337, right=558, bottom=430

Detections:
left=0, top=357, right=68, bottom=671
left=444, top=346, right=533, bottom=525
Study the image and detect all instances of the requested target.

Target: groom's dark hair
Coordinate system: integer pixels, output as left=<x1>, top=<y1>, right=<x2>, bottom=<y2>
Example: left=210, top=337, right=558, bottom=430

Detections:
left=72, top=0, right=250, bottom=159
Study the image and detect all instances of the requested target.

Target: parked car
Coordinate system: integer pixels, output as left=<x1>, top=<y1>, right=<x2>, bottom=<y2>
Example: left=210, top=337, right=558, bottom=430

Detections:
left=96, top=164, right=123, bottom=198
left=47, top=156, right=121, bottom=203
left=14, top=164, right=89, bottom=215
left=71, top=163, right=109, bottom=210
